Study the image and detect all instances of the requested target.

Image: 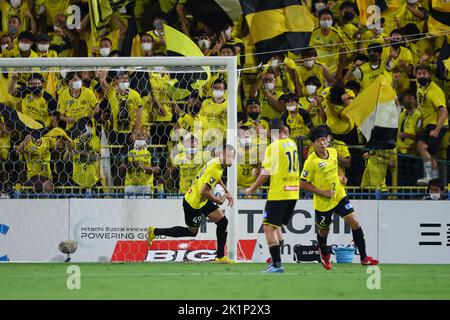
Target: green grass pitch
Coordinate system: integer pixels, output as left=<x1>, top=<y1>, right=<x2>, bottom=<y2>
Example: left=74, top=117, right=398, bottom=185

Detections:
left=1, top=263, right=449, bottom=299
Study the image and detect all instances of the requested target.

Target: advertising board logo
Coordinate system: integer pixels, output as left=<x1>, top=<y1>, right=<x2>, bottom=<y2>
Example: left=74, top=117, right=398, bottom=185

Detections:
left=110, top=239, right=257, bottom=262
left=418, top=223, right=450, bottom=247
left=0, top=224, right=10, bottom=261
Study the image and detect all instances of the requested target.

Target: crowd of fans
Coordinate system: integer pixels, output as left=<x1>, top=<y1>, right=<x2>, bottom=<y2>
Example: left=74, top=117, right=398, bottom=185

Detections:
left=0, top=0, right=449, bottom=198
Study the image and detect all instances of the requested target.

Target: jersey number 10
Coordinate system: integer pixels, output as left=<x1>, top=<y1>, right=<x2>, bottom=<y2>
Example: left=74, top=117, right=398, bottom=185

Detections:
left=285, top=150, right=298, bottom=173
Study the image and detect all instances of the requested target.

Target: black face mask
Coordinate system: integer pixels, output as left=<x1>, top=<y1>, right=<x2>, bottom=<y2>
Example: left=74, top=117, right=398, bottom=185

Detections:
left=191, top=103, right=201, bottom=115
left=368, top=53, right=379, bottom=63
left=343, top=12, right=355, bottom=21
left=391, top=42, right=402, bottom=49
left=417, top=77, right=429, bottom=87
left=83, top=79, right=92, bottom=87
left=248, top=112, right=260, bottom=120
left=28, top=86, right=43, bottom=95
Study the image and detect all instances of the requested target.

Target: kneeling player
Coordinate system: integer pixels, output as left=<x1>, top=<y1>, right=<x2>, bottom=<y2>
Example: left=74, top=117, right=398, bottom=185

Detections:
left=300, top=127, right=378, bottom=270
left=147, top=144, right=236, bottom=264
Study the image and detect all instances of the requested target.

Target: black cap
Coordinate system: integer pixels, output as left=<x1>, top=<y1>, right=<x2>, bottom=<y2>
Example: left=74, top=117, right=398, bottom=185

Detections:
left=18, top=31, right=34, bottom=42
left=35, top=33, right=50, bottom=42
left=246, top=97, right=260, bottom=106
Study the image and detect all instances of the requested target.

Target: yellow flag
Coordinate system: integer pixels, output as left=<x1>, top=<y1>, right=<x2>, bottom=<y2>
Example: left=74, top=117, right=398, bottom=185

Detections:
left=17, top=112, right=44, bottom=129
left=163, top=24, right=203, bottom=57
left=44, top=127, right=72, bottom=142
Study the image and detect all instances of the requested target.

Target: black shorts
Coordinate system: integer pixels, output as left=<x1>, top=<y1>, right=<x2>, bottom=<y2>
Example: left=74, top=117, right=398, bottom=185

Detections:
left=183, top=198, right=219, bottom=227
left=419, top=124, right=448, bottom=155
left=315, top=197, right=354, bottom=229
left=263, top=200, right=297, bottom=227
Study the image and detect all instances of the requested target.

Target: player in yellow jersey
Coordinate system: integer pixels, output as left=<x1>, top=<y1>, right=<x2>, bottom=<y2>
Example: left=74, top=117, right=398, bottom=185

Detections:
left=300, top=127, right=379, bottom=270
left=415, top=64, right=448, bottom=185
left=237, top=126, right=261, bottom=193
left=147, top=144, right=236, bottom=264
left=245, top=119, right=299, bottom=273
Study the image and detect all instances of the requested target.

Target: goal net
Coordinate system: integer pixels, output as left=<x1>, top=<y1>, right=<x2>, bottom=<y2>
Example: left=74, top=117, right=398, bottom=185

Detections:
left=0, top=56, right=241, bottom=260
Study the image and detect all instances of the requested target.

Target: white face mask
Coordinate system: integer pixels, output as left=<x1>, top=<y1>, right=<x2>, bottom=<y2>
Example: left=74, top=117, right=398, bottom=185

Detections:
left=429, top=193, right=441, bottom=200
left=264, top=82, right=275, bottom=91
left=99, top=47, right=111, bottom=57
left=304, top=59, right=314, bottom=68
left=286, top=104, right=297, bottom=112
left=18, top=42, right=31, bottom=52
left=270, top=59, right=279, bottom=68
left=10, top=0, right=22, bottom=9
left=375, top=27, right=384, bottom=35
left=154, top=66, right=165, bottom=72
left=320, top=20, right=333, bottom=29
left=37, top=44, right=49, bottom=52
left=71, top=80, right=82, bottom=90
left=315, top=3, right=326, bottom=12
left=134, top=140, right=147, bottom=149
left=141, top=42, right=153, bottom=52
left=407, top=0, right=418, bottom=4
left=306, top=85, right=317, bottom=95
left=225, top=28, right=232, bottom=39
left=213, top=89, right=224, bottom=99
left=60, top=70, right=68, bottom=79
left=185, top=147, right=197, bottom=154
left=1, top=44, right=8, bottom=51
left=240, top=137, right=251, bottom=147
left=119, top=82, right=130, bottom=91
left=198, top=39, right=210, bottom=49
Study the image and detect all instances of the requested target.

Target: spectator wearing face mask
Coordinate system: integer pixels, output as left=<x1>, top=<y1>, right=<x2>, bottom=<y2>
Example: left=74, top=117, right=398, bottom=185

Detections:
left=384, top=28, right=414, bottom=95
left=238, top=97, right=270, bottom=146
left=49, top=14, right=76, bottom=57
left=67, top=119, right=103, bottom=194
left=34, top=33, right=57, bottom=57
left=309, top=9, right=347, bottom=78
left=9, top=73, right=58, bottom=128
left=197, top=33, right=212, bottom=56
left=396, top=89, right=422, bottom=186
left=294, top=47, right=333, bottom=95
left=422, top=178, right=447, bottom=200
left=57, top=72, right=100, bottom=130
left=175, top=90, right=203, bottom=137
left=125, top=130, right=160, bottom=197
left=336, top=1, right=359, bottom=55
left=237, top=125, right=261, bottom=194
left=345, top=43, right=392, bottom=91
left=249, top=70, right=286, bottom=120
left=299, top=76, right=326, bottom=127
left=15, top=31, right=36, bottom=58
left=1, top=0, right=35, bottom=34
left=167, top=133, right=210, bottom=194
left=200, top=79, right=228, bottom=149
left=79, top=12, right=126, bottom=57
left=280, top=93, right=313, bottom=141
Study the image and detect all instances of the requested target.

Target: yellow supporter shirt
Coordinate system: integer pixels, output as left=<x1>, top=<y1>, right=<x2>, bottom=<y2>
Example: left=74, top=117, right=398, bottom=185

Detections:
left=125, top=148, right=154, bottom=187
left=58, top=87, right=98, bottom=129
left=309, top=27, right=346, bottom=74
left=72, top=134, right=101, bottom=188
left=237, top=146, right=260, bottom=189
left=301, top=148, right=346, bottom=212
left=396, top=108, right=422, bottom=154
left=185, top=157, right=224, bottom=209
left=299, top=96, right=325, bottom=127
left=23, top=137, right=55, bottom=180
left=417, top=81, right=448, bottom=127
left=172, top=150, right=209, bottom=194
left=106, top=87, right=142, bottom=133
left=262, top=138, right=300, bottom=201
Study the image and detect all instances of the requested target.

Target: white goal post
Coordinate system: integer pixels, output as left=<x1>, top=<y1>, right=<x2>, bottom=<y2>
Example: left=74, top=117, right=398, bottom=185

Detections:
left=0, top=56, right=239, bottom=260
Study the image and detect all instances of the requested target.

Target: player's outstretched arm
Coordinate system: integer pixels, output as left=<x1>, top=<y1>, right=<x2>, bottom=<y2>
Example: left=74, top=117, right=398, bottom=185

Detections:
left=300, top=180, right=335, bottom=198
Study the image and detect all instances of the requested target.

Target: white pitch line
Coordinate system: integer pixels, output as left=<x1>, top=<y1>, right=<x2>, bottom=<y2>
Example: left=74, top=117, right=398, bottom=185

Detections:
left=0, top=272, right=304, bottom=278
